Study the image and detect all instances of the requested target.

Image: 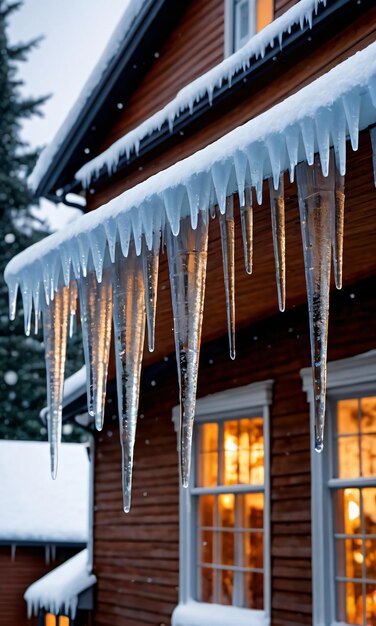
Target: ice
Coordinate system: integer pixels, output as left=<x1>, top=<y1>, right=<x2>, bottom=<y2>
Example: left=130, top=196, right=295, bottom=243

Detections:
left=342, top=92, right=360, bottom=151
left=33, top=280, right=41, bottom=335
left=21, top=274, right=33, bottom=336
left=296, top=152, right=334, bottom=452
left=240, top=187, right=253, bottom=275
left=269, top=174, right=286, bottom=312
left=332, top=168, right=345, bottom=290
left=112, top=244, right=146, bottom=512
left=167, top=212, right=208, bottom=487
left=68, top=280, right=78, bottom=338
left=219, top=196, right=236, bottom=359
left=7, top=278, right=18, bottom=321
left=142, top=233, right=160, bottom=353
left=78, top=268, right=112, bottom=431
left=370, top=127, right=376, bottom=187
left=43, top=287, right=70, bottom=478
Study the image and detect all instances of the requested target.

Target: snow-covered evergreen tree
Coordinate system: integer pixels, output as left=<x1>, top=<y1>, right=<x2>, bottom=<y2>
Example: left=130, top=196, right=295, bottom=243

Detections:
left=0, top=0, right=83, bottom=439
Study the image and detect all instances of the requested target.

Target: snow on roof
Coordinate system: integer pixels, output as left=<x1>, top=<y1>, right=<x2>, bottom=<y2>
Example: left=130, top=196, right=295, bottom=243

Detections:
left=0, top=440, right=89, bottom=543
left=76, top=0, right=328, bottom=187
left=5, top=40, right=376, bottom=305
left=28, top=0, right=150, bottom=193
left=24, top=548, right=96, bottom=619
left=172, top=601, right=267, bottom=626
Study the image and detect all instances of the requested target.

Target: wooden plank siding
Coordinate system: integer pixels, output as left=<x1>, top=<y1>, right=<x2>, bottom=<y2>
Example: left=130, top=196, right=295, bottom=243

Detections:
left=0, top=545, right=78, bottom=626
left=94, top=276, right=376, bottom=626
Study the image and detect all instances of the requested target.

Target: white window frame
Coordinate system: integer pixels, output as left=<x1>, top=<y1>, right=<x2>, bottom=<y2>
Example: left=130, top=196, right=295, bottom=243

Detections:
left=172, top=379, right=273, bottom=626
left=224, top=0, right=257, bottom=57
left=301, top=350, right=376, bottom=626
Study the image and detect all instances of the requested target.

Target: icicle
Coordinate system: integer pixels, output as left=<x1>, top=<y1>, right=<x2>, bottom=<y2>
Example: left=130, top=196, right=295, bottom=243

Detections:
left=78, top=268, right=112, bottom=431
left=43, top=287, right=70, bottom=479
left=21, top=275, right=32, bottom=336
left=269, top=175, right=286, bottom=312
left=342, top=91, right=360, bottom=151
left=370, top=127, right=376, bottom=187
left=240, top=187, right=253, bottom=275
left=332, top=168, right=345, bottom=290
left=296, top=152, right=335, bottom=453
left=112, top=244, right=146, bottom=512
left=8, top=279, right=18, bottom=321
left=142, top=232, right=160, bottom=353
left=219, top=196, right=236, bottom=359
left=68, top=280, right=78, bottom=338
left=167, top=211, right=208, bottom=487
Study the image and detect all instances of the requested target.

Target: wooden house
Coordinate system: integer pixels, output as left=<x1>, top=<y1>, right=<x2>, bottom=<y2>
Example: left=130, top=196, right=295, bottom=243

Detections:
left=4, top=1, right=376, bottom=625
left=0, top=441, right=92, bottom=626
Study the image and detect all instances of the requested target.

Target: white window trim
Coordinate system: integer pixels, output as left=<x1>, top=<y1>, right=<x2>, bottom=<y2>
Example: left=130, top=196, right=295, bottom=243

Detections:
left=172, top=379, right=273, bottom=626
left=224, top=0, right=257, bottom=57
left=301, top=350, right=376, bottom=626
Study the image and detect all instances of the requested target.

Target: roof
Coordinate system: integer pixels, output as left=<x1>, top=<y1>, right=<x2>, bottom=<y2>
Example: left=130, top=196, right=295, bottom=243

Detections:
left=24, top=549, right=96, bottom=618
left=0, top=440, right=89, bottom=544
left=5, top=40, right=376, bottom=297
left=29, top=0, right=190, bottom=199
left=29, top=0, right=368, bottom=200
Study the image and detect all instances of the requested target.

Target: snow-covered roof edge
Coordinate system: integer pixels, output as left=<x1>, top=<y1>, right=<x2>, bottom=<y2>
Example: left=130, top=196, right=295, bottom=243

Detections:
left=28, top=0, right=151, bottom=193
left=76, top=0, right=328, bottom=187
left=24, top=549, right=96, bottom=619
left=5, top=41, right=376, bottom=302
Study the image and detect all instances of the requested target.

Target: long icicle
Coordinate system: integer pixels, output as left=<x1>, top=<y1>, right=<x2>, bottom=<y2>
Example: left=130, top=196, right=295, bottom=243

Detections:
left=112, top=243, right=146, bottom=512
left=296, top=152, right=335, bottom=452
left=78, top=268, right=113, bottom=431
left=219, top=196, right=236, bottom=360
left=332, top=168, right=345, bottom=290
left=43, top=286, right=69, bottom=478
left=240, top=187, right=253, bottom=275
left=142, top=230, right=160, bottom=353
left=167, top=211, right=208, bottom=487
left=269, top=174, right=286, bottom=312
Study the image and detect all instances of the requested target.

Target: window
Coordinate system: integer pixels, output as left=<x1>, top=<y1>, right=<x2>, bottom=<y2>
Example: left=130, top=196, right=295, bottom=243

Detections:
left=172, top=380, right=273, bottom=626
left=225, top=0, right=274, bottom=56
left=45, top=615, right=70, bottom=626
left=301, top=351, right=376, bottom=626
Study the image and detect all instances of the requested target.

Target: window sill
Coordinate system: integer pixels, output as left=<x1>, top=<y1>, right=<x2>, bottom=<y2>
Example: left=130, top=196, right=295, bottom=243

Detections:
left=172, top=601, right=268, bottom=626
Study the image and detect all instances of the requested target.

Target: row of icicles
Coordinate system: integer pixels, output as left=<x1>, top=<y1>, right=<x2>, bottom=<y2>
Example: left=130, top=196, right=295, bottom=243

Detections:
left=14, top=150, right=346, bottom=512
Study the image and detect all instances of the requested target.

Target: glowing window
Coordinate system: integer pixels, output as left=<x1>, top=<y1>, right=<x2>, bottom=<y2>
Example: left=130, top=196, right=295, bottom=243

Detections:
left=196, top=415, right=265, bottom=609
left=45, top=615, right=70, bottom=626
left=229, top=0, right=274, bottom=54
left=333, top=396, right=376, bottom=626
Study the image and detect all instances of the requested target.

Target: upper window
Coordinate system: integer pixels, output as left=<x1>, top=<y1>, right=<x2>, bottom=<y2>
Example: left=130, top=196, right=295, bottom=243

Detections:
left=225, top=0, right=274, bottom=56
left=172, top=380, right=273, bottom=626
left=302, top=351, right=376, bottom=626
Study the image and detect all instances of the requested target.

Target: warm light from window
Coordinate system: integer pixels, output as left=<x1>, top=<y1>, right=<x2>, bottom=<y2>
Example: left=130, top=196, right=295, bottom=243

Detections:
left=256, top=0, right=273, bottom=33
left=59, top=617, right=70, bottom=626
left=46, top=615, right=56, bottom=626
left=348, top=499, right=360, bottom=522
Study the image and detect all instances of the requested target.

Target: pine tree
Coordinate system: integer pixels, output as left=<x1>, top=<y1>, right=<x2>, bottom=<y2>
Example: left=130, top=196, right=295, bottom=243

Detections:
left=0, top=0, right=83, bottom=440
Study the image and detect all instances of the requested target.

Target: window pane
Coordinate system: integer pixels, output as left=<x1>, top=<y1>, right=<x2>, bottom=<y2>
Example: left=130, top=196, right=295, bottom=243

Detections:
left=249, top=418, right=264, bottom=485
left=199, top=495, right=215, bottom=527
left=256, top=0, right=273, bottom=32
left=366, top=539, right=376, bottom=580
left=336, top=538, right=363, bottom=580
left=219, top=569, right=233, bottom=605
left=46, top=616, right=56, bottom=626
left=337, top=398, right=359, bottom=435
left=218, top=494, right=235, bottom=528
left=365, top=585, right=376, bottom=625
left=59, top=618, right=70, bottom=626
left=197, top=423, right=218, bottom=487
left=223, top=421, right=239, bottom=485
left=239, top=1, right=249, bottom=40
left=361, top=435, right=376, bottom=477
left=219, top=531, right=234, bottom=566
left=244, top=572, right=264, bottom=609
left=244, top=531, right=264, bottom=569
left=200, top=530, right=214, bottom=564
left=338, top=436, right=360, bottom=478
left=199, top=567, right=214, bottom=603
left=337, top=581, right=363, bottom=624
left=335, top=489, right=361, bottom=534
left=363, top=489, right=376, bottom=535
left=240, top=493, right=264, bottom=529
left=361, top=396, right=376, bottom=434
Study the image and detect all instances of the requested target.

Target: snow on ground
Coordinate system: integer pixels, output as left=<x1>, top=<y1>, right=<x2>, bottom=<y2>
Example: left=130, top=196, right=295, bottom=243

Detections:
left=24, top=548, right=96, bottom=618
left=76, top=0, right=329, bottom=187
left=0, top=440, right=89, bottom=543
left=172, top=601, right=267, bottom=626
